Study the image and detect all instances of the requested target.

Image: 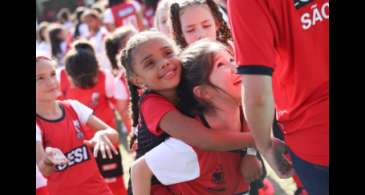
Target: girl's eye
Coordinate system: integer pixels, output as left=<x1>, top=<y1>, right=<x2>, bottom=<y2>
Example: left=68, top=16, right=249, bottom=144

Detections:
left=37, top=76, right=44, bottom=81
left=203, top=24, right=212, bottom=28
left=217, top=63, right=224, bottom=68
left=144, top=61, right=154, bottom=69
left=230, top=58, right=234, bottom=63
left=165, top=50, right=174, bottom=57
left=187, top=29, right=195, bottom=33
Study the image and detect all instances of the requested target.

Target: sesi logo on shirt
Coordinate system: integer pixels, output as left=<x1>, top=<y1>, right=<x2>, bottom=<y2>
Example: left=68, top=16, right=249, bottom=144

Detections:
left=55, top=145, right=90, bottom=171
left=73, top=120, right=84, bottom=140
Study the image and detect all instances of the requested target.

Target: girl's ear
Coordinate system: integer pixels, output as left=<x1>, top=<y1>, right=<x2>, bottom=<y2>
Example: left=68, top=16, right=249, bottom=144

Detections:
left=193, top=85, right=212, bottom=100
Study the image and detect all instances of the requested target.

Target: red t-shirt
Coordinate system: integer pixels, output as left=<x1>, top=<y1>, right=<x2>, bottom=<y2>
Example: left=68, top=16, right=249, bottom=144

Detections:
left=36, top=101, right=112, bottom=195
left=111, top=1, right=139, bottom=28
left=228, top=0, right=329, bottom=166
left=140, top=93, right=177, bottom=136
left=141, top=94, right=250, bottom=194
left=167, top=148, right=249, bottom=195
left=143, top=6, right=154, bottom=28
left=59, top=69, right=117, bottom=139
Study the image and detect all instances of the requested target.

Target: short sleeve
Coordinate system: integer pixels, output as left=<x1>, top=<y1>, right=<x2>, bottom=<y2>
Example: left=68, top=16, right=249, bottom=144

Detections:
left=103, top=8, right=114, bottom=24
left=104, top=70, right=128, bottom=100
left=55, top=67, right=63, bottom=83
left=228, top=0, right=276, bottom=75
left=145, top=138, right=200, bottom=185
left=36, top=124, right=42, bottom=142
left=67, top=100, right=93, bottom=125
left=113, top=78, right=128, bottom=100
left=140, top=94, right=177, bottom=135
left=131, top=1, right=142, bottom=12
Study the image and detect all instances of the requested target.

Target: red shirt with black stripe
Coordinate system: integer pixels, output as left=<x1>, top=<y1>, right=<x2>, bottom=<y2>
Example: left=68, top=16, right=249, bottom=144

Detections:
left=228, top=0, right=329, bottom=166
left=141, top=94, right=250, bottom=194
left=36, top=100, right=112, bottom=195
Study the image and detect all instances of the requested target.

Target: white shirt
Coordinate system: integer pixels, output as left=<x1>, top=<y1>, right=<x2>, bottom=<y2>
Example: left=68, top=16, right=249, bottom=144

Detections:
left=88, top=27, right=112, bottom=70
left=144, top=137, right=200, bottom=185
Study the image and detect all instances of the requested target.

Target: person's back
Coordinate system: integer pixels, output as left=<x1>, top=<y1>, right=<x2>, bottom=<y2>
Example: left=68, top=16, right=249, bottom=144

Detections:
left=229, top=0, right=328, bottom=167
left=36, top=100, right=111, bottom=195
left=104, top=0, right=144, bottom=31
left=228, top=0, right=328, bottom=194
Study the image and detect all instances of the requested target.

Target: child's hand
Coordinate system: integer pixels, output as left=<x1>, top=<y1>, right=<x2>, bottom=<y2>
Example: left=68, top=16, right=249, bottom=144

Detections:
left=84, top=131, right=119, bottom=159
left=262, top=138, right=295, bottom=178
left=44, top=147, right=68, bottom=166
left=240, top=155, right=263, bottom=182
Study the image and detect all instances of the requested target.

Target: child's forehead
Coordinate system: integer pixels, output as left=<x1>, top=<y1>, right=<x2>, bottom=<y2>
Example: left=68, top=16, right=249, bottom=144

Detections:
left=136, top=37, right=175, bottom=51
left=36, top=59, right=56, bottom=71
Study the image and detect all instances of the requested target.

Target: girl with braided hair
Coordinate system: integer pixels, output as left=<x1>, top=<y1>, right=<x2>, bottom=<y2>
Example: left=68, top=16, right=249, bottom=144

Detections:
left=169, top=0, right=232, bottom=49
left=119, top=31, right=261, bottom=195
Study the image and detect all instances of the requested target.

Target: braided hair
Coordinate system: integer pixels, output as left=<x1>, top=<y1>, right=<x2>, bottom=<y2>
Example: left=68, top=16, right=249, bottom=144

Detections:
left=118, top=31, right=179, bottom=147
left=170, top=0, right=232, bottom=49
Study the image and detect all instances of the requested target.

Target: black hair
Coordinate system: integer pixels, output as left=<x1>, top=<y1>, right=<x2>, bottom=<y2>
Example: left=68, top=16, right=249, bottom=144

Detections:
left=108, top=0, right=125, bottom=7
left=74, top=6, right=86, bottom=38
left=48, top=24, right=65, bottom=59
left=72, top=39, right=95, bottom=54
left=37, top=21, right=49, bottom=42
left=105, top=26, right=137, bottom=70
left=65, top=49, right=99, bottom=89
left=57, top=8, right=71, bottom=23
left=177, top=39, right=232, bottom=115
left=170, top=0, right=232, bottom=49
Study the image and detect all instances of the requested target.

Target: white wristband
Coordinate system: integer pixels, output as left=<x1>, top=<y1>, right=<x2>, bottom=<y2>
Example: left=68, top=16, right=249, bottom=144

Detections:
left=247, top=147, right=257, bottom=156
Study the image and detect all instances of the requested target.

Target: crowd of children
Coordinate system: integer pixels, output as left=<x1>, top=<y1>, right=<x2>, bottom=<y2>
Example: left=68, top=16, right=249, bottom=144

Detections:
left=36, top=0, right=323, bottom=194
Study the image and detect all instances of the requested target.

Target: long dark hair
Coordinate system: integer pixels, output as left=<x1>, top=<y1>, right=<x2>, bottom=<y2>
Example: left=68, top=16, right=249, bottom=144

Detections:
left=37, top=22, right=49, bottom=42
left=65, top=49, right=99, bottom=89
left=48, top=24, right=65, bottom=59
left=170, top=0, right=232, bottom=49
left=74, top=6, right=86, bottom=38
left=105, top=26, right=137, bottom=70
left=108, top=0, right=125, bottom=7
left=177, top=39, right=232, bottom=116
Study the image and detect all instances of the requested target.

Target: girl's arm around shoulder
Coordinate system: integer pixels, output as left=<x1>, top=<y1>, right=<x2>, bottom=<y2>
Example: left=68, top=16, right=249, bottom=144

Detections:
left=159, top=110, right=256, bottom=151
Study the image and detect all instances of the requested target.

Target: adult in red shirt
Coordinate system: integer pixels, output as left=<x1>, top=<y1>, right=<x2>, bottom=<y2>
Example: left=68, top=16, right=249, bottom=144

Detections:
left=227, top=0, right=329, bottom=194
